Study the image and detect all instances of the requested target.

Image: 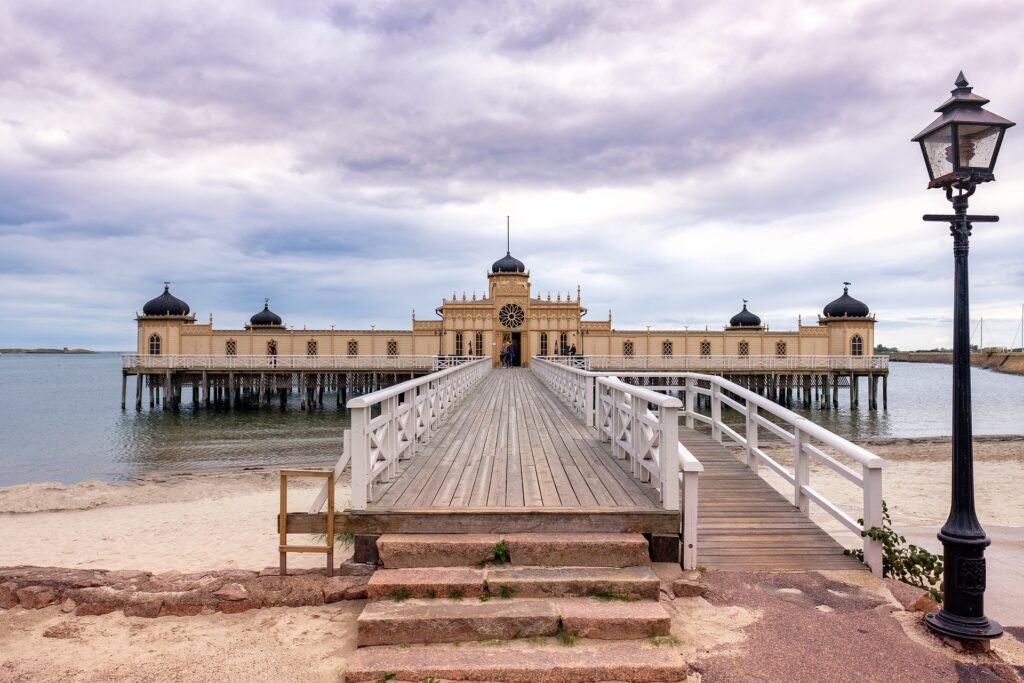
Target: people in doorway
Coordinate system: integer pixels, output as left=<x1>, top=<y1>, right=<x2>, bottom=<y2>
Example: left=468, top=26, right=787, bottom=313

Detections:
left=500, top=341, right=510, bottom=368
left=569, top=343, right=577, bottom=356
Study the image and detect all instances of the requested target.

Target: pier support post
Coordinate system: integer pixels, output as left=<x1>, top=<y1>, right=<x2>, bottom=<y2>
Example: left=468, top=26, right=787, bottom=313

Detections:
left=121, top=373, right=128, bottom=410
left=882, top=374, right=888, bottom=410
left=136, top=374, right=143, bottom=411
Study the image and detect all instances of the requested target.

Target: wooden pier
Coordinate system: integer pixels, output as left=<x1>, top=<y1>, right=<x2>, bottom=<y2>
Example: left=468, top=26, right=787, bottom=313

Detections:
left=289, top=361, right=883, bottom=573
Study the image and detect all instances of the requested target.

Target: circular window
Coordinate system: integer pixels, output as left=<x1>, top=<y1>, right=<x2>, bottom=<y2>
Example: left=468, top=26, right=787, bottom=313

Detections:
left=498, top=303, right=525, bottom=329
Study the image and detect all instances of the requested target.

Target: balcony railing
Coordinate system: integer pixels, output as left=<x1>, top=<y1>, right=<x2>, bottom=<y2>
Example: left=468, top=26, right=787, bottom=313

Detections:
left=583, top=355, right=889, bottom=372
left=122, top=354, right=444, bottom=371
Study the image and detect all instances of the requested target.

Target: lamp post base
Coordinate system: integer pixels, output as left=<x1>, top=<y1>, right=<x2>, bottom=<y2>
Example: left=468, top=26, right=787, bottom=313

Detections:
left=925, top=609, right=1002, bottom=641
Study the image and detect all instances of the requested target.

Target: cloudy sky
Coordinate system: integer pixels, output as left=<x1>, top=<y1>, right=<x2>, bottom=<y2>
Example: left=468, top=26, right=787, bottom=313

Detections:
left=2, top=0, right=1023, bottom=351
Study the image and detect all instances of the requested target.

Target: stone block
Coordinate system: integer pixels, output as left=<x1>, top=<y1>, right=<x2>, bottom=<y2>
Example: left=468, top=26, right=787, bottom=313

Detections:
left=213, top=583, right=248, bottom=601
left=218, top=598, right=261, bottom=614
left=367, top=568, right=486, bottom=600
left=377, top=533, right=500, bottom=568
left=76, top=603, right=118, bottom=616
left=324, top=576, right=368, bottom=603
left=484, top=566, right=661, bottom=600
left=123, top=596, right=164, bottom=618
left=671, top=578, right=708, bottom=598
left=0, top=581, right=18, bottom=609
left=339, top=561, right=377, bottom=577
left=17, top=585, right=57, bottom=609
left=503, top=533, right=650, bottom=568
left=556, top=598, right=671, bottom=639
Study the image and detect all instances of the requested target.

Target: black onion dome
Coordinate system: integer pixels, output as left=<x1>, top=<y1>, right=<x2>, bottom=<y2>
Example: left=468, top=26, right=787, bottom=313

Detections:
left=823, top=284, right=870, bottom=318
left=250, top=300, right=283, bottom=326
left=143, top=283, right=190, bottom=316
left=729, top=302, right=761, bottom=327
left=492, top=251, right=526, bottom=273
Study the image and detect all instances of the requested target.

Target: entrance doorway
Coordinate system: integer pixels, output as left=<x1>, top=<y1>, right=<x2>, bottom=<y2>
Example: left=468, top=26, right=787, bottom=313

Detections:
left=503, top=332, right=523, bottom=367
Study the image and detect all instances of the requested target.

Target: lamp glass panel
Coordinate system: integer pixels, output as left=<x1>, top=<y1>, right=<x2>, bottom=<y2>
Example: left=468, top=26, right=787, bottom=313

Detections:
left=922, top=124, right=954, bottom=179
left=956, top=124, right=1001, bottom=171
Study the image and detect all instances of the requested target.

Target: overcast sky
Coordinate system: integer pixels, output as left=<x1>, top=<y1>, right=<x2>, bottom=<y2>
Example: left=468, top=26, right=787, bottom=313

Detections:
left=2, top=1, right=1023, bottom=351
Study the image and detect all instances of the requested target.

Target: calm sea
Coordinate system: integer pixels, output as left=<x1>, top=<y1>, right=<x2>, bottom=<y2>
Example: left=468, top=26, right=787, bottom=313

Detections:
left=1, top=353, right=1022, bottom=487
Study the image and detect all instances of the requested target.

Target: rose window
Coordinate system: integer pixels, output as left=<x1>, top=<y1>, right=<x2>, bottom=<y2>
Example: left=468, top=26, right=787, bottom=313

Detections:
left=498, top=303, right=525, bottom=328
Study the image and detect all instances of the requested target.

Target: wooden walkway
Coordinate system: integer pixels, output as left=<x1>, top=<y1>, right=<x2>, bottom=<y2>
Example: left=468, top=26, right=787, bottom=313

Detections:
left=372, top=368, right=663, bottom=511
left=681, top=430, right=864, bottom=571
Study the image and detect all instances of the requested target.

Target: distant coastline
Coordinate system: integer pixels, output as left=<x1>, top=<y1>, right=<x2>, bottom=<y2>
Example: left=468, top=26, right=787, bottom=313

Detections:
left=0, top=348, right=98, bottom=354
left=889, top=350, right=1024, bottom=376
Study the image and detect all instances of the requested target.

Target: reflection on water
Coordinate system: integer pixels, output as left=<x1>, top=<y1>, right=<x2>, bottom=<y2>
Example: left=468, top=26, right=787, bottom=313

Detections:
left=1, top=353, right=1022, bottom=486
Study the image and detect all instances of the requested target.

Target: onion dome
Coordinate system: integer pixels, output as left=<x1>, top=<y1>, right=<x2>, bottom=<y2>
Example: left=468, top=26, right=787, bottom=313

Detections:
left=823, top=283, right=870, bottom=318
left=492, top=251, right=526, bottom=273
left=143, top=283, right=190, bottom=316
left=250, top=299, right=283, bottom=327
left=728, top=301, right=762, bottom=328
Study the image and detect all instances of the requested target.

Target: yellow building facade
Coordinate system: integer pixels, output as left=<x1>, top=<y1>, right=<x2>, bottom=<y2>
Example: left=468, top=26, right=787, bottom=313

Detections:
left=136, top=252, right=876, bottom=366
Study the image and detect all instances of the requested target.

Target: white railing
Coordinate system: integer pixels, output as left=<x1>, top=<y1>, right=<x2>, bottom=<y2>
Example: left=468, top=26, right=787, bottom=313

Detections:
left=585, top=355, right=889, bottom=372
left=533, top=358, right=702, bottom=569
left=311, top=357, right=491, bottom=512
left=123, top=354, right=439, bottom=371
left=531, top=357, right=884, bottom=575
left=432, top=355, right=486, bottom=370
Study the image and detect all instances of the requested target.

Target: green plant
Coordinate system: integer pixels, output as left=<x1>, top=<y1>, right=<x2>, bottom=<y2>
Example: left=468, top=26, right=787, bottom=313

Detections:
left=390, top=588, right=412, bottom=602
left=493, top=540, right=510, bottom=563
left=479, top=590, right=491, bottom=602
left=448, top=587, right=465, bottom=601
left=312, top=532, right=355, bottom=549
left=846, top=501, right=944, bottom=601
left=591, top=589, right=639, bottom=602
left=424, top=587, right=437, bottom=599
left=647, top=634, right=680, bottom=647
left=373, top=675, right=395, bottom=683
left=556, top=628, right=579, bottom=646
left=497, top=585, right=514, bottom=599
left=422, top=678, right=441, bottom=683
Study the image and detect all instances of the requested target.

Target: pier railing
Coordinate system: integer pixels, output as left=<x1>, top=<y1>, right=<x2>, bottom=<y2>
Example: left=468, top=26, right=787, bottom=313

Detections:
left=122, top=354, right=439, bottom=371
left=582, top=354, right=889, bottom=372
left=531, top=357, right=884, bottom=575
left=329, top=357, right=491, bottom=511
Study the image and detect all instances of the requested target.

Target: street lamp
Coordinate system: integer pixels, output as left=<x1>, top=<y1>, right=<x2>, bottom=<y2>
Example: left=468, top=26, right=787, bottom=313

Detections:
left=912, top=72, right=1014, bottom=642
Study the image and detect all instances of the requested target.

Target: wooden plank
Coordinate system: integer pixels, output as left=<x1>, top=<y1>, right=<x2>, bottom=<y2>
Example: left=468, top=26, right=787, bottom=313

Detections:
left=514, top=370, right=546, bottom=507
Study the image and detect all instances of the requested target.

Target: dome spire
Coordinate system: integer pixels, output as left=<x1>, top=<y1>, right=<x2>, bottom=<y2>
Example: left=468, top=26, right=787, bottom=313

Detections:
left=823, top=282, right=870, bottom=318
left=143, top=282, right=190, bottom=316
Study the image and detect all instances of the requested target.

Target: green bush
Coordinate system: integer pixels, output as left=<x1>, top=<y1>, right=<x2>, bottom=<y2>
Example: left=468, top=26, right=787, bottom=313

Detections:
left=847, top=501, right=943, bottom=602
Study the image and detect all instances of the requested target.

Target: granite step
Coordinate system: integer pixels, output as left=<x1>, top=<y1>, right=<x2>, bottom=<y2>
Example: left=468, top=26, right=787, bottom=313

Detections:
left=357, top=598, right=559, bottom=646
left=357, top=597, right=671, bottom=645
left=342, top=639, right=689, bottom=682
left=366, top=567, right=486, bottom=601
left=485, top=566, right=661, bottom=600
left=376, top=532, right=651, bottom=568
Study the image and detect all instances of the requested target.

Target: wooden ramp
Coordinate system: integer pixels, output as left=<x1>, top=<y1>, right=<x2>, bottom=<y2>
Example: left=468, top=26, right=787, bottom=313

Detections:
left=332, top=368, right=677, bottom=535
left=680, top=430, right=864, bottom=571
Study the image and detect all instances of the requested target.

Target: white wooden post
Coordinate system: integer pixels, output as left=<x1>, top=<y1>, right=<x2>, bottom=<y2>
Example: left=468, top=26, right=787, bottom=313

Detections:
left=350, top=407, right=369, bottom=510
left=585, top=375, right=595, bottom=427
left=746, top=404, right=759, bottom=472
left=684, top=377, right=695, bottom=430
left=794, top=428, right=810, bottom=514
left=659, top=404, right=680, bottom=510
left=710, top=383, right=722, bottom=442
left=863, top=465, right=884, bottom=576
left=681, top=469, right=699, bottom=570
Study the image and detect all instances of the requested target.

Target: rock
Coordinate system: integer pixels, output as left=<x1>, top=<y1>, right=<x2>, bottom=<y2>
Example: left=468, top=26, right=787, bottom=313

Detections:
left=160, top=603, right=203, bottom=617
left=344, top=581, right=368, bottom=600
left=76, top=603, right=117, bottom=616
left=0, top=581, right=18, bottom=609
left=503, top=533, right=651, bottom=568
left=124, top=595, right=164, bottom=618
left=367, top=568, right=487, bottom=600
left=104, top=570, right=151, bottom=583
left=672, top=578, right=708, bottom=598
left=909, top=593, right=940, bottom=613
left=213, top=583, right=248, bottom=601
left=557, top=599, right=671, bottom=639
left=43, top=623, right=82, bottom=639
left=259, top=567, right=283, bottom=577
left=218, top=570, right=259, bottom=580
left=377, top=533, right=500, bottom=568
left=60, top=598, right=77, bottom=613
left=218, top=598, right=261, bottom=614
left=17, top=585, right=57, bottom=609
left=324, top=576, right=366, bottom=603
left=339, top=561, right=377, bottom=577
left=484, top=566, right=661, bottom=600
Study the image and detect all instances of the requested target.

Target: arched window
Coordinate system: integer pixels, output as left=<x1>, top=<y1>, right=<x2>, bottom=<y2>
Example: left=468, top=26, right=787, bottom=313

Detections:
left=475, top=332, right=483, bottom=357
left=623, top=340, right=634, bottom=356
left=738, top=341, right=749, bottom=357
left=387, top=340, right=399, bottom=356
left=559, top=332, right=568, bottom=356
left=700, top=341, right=711, bottom=357
left=347, top=340, right=358, bottom=356
left=455, top=331, right=464, bottom=356
left=851, top=335, right=863, bottom=356
left=149, top=334, right=161, bottom=355
left=776, top=341, right=787, bottom=357
left=225, top=339, right=236, bottom=356
left=307, top=340, right=318, bottom=356
left=662, top=340, right=673, bottom=356
left=540, top=332, right=548, bottom=356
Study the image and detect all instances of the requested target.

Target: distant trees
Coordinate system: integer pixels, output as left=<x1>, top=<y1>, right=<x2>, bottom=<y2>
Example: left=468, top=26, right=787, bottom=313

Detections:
left=875, top=344, right=899, bottom=353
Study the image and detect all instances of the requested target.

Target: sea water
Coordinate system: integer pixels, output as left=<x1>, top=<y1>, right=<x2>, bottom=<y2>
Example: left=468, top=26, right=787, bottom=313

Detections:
left=0, top=353, right=1021, bottom=487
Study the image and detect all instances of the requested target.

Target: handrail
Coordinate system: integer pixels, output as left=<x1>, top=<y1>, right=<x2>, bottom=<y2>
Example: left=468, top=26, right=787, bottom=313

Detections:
left=330, top=357, right=491, bottom=511
left=531, top=356, right=885, bottom=575
left=122, top=354, right=443, bottom=371
left=586, top=354, right=889, bottom=371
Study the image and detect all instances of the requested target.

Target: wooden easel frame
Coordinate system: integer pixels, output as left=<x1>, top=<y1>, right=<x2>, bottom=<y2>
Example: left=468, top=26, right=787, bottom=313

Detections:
left=279, top=470, right=334, bottom=576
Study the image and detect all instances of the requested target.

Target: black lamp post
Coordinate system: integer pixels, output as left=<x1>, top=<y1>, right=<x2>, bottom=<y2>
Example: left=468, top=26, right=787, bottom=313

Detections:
left=912, top=72, right=1014, bottom=642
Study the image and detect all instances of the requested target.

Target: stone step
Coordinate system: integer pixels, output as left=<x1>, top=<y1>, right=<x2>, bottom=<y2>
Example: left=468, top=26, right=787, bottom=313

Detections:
left=366, top=567, right=485, bottom=601
left=357, top=597, right=671, bottom=645
left=343, top=639, right=689, bottom=682
left=376, top=532, right=651, bottom=568
left=357, top=598, right=559, bottom=646
left=486, top=566, right=661, bottom=600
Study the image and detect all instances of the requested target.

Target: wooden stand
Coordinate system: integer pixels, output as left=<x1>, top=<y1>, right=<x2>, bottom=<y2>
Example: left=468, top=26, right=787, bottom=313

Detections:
left=279, top=470, right=334, bottom=576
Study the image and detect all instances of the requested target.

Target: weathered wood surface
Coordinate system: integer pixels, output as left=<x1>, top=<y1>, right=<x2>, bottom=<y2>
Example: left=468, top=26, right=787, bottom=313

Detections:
left=680, top=430, right=865, bottom=571
left=372, top=369, right=664, bottom=513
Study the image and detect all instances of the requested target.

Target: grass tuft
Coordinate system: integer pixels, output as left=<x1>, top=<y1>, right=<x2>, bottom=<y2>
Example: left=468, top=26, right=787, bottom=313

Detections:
left=447, top=587, right=465, bottom=601
left=493, top=540, right=511, bottom=563
left=591, top=589, right=639, bottom=602
left=556, top=628, right=579, bottom=646
left=390, top=588, right=412, bottom=602
left=424, top=587, right=437, bottom=599
left=647, top=634, right=681, bottom=647
left=497, top=585, right=514, bottom=599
